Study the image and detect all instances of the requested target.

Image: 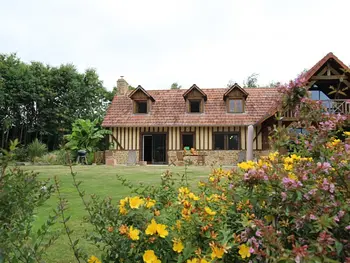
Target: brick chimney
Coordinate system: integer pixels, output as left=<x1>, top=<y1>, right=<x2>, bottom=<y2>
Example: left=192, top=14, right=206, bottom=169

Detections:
left=116, top=76, right=129, bottom=95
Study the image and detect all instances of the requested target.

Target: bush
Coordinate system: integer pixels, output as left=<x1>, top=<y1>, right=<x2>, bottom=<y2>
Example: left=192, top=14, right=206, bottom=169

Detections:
left=69, top=74, right=350, bottom=263
left=0, top=143, right=59, bottom=262
left=27, top=139, right=47, bottom=162
left=13, top=146, right=28, bottom=162
left=40, top=152, right=58, bottom=164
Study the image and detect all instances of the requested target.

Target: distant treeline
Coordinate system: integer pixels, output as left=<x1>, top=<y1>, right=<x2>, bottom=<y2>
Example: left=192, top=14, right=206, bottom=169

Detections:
left=0, top=53, right=114, bottom=150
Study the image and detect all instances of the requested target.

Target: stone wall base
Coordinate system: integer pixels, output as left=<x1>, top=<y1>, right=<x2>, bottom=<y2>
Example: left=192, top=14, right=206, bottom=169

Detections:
left=105, top=150, right=271, bottom=166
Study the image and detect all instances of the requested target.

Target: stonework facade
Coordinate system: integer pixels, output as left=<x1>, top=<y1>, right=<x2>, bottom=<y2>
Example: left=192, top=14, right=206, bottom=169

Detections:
left=105, top=149, right=270, bottom=166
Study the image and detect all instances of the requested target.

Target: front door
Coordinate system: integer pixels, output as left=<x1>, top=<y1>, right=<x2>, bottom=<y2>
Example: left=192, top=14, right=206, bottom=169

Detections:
left=142, top=134, right=166, bottom=164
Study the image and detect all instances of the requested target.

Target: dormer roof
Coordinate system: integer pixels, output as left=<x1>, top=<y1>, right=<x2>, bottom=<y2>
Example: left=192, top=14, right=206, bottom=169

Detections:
left=183, top=84, right=208, bottom=101
left=223, top=83, right=249, bottom=100
left=128, top=85, right=155, bottom=102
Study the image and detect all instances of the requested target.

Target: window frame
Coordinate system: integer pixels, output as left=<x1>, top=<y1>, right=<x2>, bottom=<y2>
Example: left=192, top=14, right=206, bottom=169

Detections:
left=181, top=132, right=195, bottom=149
left=188, top=99, right=203, bottom=113
left=134, top=100, right=148, bottom=114
left=227, top=98, right=244, bottom=113
left=213, top=132, right=240, bottom=150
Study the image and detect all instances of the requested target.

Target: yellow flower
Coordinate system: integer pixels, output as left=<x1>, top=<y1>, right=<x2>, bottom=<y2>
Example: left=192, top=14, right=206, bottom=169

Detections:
left=205, top=206, right=216, bottom=216
left=198, top=181, right=206, bottom=187
left=188, top=192, right=200, bottom=201
left=88, top=255, right=101, bottom=263
left=179, top=187, right=190, bottom=194
left=172, top=239, right=184, bottom=253
left=143, top=250, right=161, bottom=263
left=156, top=224, right=169, bottom=238
left=145, top=219, right=158, bottom=235
left=288, top=172, right=298, bottom=181
left=211, top=245, right=225, bottom=259
left=268, top=151, right=279, bottom=161
left=119, top=197, right=128, bottom=205
left=290, top=154, right=301, bottom=161
left=284, top=163, right=293, bottom=171
left=187, top=259, right=208, bottom=263
left=332, top=139, right=341, bottom=147
left=146, top=199, right=156, bottom=209
left=238, top=244, right=251, bottom=259
left=238, top=160, right=256, bottom=171
left=175, top=220, right=182, bottom=230
left=344, top=131, right=350, bottom=136
left=119, top=205, right=128, bottom=215
left=119, top=197, right=129, bottom=214
left=128, top=226, right=140, bottom=241
left=129, top=196, right=144, bottom=209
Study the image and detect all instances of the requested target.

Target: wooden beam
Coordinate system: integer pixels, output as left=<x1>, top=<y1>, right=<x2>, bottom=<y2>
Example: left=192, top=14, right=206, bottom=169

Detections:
left=111, top=134, right=124, bottom=150
left=311, top=75, right=348, bottom=80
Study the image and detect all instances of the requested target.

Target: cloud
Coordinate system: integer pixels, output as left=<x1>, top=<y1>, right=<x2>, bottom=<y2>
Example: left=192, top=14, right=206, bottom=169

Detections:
left=1, top=0, right=349, bottom=90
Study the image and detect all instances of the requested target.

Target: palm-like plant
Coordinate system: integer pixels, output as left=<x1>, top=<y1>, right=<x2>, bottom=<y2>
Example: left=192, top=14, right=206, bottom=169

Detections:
left=65, top=119, right=111, bottom=152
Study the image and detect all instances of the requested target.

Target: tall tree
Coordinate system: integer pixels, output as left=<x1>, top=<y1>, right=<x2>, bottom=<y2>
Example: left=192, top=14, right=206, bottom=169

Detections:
left=243, top=73, right=259, bottom=88
left=0, top=53, right=112, bottom=150
left=170, top=82, right=182, bottom=89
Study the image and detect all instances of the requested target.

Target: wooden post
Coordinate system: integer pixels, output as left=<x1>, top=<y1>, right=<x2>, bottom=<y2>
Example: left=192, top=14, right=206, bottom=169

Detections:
left=246, top=125, right=254, bottom=161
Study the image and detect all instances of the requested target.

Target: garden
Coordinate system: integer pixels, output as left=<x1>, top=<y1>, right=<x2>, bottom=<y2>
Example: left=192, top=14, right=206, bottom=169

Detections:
left=0, top=73, right=350, bottom=263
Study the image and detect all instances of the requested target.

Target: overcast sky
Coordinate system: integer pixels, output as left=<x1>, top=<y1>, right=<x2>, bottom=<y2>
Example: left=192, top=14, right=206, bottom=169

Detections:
left=1, top=0, right=349, bottom=90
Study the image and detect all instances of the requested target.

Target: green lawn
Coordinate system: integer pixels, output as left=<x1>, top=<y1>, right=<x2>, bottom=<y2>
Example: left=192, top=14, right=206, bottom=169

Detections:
left=25, top=165, right=216, bottom=263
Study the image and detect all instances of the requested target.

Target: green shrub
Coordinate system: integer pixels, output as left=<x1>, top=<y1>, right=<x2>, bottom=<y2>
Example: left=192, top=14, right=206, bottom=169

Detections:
left=0, top=142, right=59, bottom=262
left=13, top=146, right=28, bottom=162
left=40, top=153, right=58, bottom=164
left=27, top=139, right=47, bottom=162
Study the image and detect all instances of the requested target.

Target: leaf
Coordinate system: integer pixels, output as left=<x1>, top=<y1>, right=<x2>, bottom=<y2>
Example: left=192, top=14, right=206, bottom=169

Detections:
left=335, top=240, right=343, bottom=256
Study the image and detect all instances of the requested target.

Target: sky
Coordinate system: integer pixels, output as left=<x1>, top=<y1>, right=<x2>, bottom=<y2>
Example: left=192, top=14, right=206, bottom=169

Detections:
left=1, top=0, right=350, bottom=90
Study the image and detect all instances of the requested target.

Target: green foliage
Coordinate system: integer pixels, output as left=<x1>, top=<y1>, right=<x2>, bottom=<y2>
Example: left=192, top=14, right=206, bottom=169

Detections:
left=243, top=73, right=259, bottom=88
left=27, top=139, right=48, bottom=162
left=0, top=53, right=114, bottom=150
left=13, top=146, right=28, bottom=162
left=0, top=144, right=59, bottom=262
left=65, top=119, right=111, bottom=153
left=63, top=75, right=350, bottom=263
left=171, top=82, right=182, bottom=89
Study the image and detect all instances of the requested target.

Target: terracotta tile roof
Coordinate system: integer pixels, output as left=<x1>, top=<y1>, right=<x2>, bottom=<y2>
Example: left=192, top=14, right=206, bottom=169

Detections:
left=102, top=87, right=281, bottom=127
left=304, top=52, right=350, bottom=81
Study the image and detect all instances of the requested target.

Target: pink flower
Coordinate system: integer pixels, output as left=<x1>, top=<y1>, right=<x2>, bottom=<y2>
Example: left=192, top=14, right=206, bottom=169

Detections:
left=317, top=162, right=332, bottom=173
left=255, top=230, right=262, bottom=237
left=281, top=192, right=287, bottom=201
left=309, top=214, right=317, bottom=220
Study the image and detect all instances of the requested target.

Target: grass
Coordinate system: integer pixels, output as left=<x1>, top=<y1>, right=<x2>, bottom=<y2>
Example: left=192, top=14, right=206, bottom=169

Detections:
left=25, top=164, right=216, bottom=263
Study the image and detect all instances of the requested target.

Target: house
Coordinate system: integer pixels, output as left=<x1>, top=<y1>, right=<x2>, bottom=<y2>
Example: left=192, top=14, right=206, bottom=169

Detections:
left=102, top=53, right=350, bottom=165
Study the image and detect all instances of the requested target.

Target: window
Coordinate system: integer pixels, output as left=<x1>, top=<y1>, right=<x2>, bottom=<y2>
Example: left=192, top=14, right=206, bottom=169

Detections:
left=213, top=133, right=239, bottom=150
left=135, top=101, right=147, bottom=113
left=182, top=133, right=194, bottom=149
left=189, top=100, right=201, bottom=113
left=311, top=90, right=329, bottom=101
left=228, top=99, right=243, bottom=113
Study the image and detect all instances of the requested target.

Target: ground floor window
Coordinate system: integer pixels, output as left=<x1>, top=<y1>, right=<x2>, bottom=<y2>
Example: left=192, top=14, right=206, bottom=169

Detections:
left=213, top=133, right=239, bottom=150
left=182, top=133, right=194, bottom=149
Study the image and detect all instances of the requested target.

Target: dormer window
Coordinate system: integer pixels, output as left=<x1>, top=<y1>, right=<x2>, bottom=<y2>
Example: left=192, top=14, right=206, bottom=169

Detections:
left=228, top=99, right=244, bottom=113
left=189, top=100, right=201, bottom=113
left=136, top=100, right=148, bottom=113
left=129, top=85, right=155, bottom=115
left=223, top=83, right=248, bottom=114
left=183, top=84, right=207, bottom=114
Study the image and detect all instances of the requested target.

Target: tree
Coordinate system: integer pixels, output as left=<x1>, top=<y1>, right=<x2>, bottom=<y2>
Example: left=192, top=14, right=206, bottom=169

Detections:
left=65, top=119, right=111, bottom=152
left=170, top=82, right=182, bottom=89
left=268, top=81, right=281, bottom=88
left=226, top=79, right=237, bottom=88
left=243, top=73, right=259, bottom=88
left=0, top=53, right=112, bottom=150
